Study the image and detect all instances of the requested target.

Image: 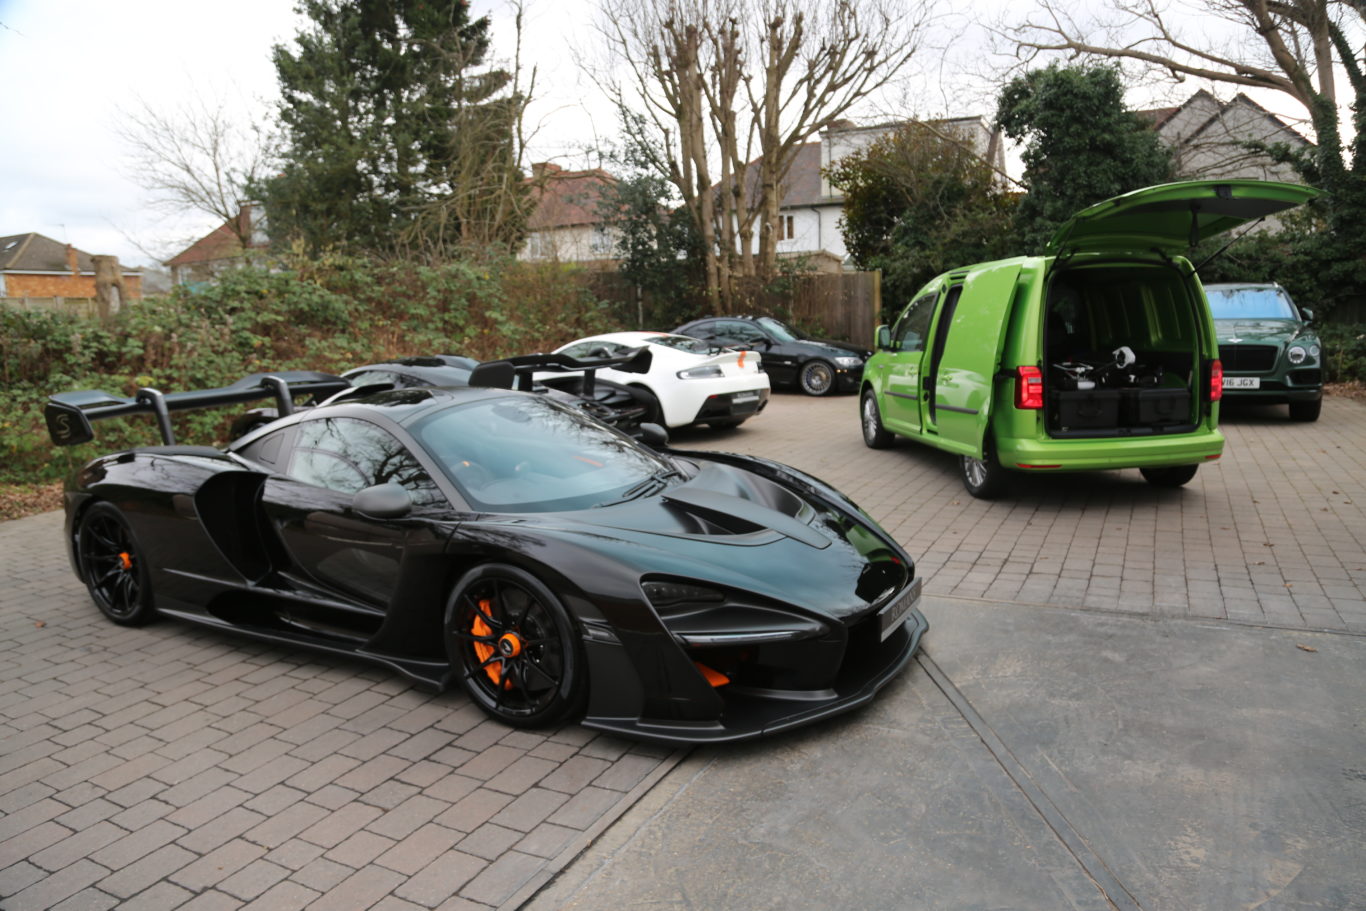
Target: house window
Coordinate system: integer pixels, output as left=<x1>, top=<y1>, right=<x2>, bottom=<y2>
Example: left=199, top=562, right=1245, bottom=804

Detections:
left=779, top=215, right=795, bottom=241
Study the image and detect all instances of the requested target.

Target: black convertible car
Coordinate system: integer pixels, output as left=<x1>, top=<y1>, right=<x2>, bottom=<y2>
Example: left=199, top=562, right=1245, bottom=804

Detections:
left=46, top=373, right=925, bottom=744
left=674, top=315, right=872, bottom=396
left=231, top=351, right=653, bottom=438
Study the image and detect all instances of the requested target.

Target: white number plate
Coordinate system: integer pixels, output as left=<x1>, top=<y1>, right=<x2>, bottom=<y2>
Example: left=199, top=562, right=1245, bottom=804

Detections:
left=879, top=577, right=922, bottom=641
left=1223, top=377, right=1260, bottom=390
left=732, top=392, right=760, bottom=403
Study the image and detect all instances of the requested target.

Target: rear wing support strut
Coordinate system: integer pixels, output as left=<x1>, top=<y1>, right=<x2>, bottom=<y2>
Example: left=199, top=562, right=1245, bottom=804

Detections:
left=45, top=371, right=351, bottom=447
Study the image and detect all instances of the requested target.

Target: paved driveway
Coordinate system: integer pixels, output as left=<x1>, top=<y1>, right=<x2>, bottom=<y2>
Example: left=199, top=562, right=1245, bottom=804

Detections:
left=2, top=391, right=1364, bottom=910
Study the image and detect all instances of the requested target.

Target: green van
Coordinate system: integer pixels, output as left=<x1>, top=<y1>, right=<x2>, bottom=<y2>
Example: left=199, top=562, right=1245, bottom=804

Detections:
left=859, top=180, right=1319, bottom=498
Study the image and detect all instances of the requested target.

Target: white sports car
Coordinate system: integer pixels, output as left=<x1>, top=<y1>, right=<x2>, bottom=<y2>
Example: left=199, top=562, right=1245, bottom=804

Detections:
left=553, top=331, right=771, bottom=429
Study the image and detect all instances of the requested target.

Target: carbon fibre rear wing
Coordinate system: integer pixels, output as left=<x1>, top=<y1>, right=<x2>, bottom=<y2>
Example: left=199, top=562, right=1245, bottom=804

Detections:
left=44, top=371, right=351, bottom=447
left=468, top=346, right=652, bottom=396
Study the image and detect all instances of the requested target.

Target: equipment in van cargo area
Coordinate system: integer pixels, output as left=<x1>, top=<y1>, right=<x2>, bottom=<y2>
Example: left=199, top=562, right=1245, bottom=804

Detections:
left=860, top=179, right=1320, bottom=498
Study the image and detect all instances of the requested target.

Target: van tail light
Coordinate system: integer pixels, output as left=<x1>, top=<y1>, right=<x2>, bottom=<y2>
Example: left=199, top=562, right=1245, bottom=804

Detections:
left=1015, top=366, right=1044, bottom=409
left=1209, top=359, right=1223, bottom=402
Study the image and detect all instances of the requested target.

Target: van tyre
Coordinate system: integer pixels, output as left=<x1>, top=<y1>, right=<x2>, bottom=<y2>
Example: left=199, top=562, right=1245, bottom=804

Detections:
left=861, top=390, right=894, bottom=449
left=799, top=360, right=836, bottom=396
left=1289, top=398, right=1321, bottom=422
left=960, top=438, right=1009, bottom=499
left=1139, top=465, right=1199, bottom=487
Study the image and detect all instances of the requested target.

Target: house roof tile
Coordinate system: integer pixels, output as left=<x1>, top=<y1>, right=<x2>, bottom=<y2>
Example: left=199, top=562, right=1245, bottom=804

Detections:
left=0, top=233, right=97, bottom=272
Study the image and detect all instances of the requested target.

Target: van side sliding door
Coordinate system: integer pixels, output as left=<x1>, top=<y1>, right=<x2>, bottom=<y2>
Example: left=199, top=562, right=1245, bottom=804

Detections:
left=924, top=263, right=1023, bottom=457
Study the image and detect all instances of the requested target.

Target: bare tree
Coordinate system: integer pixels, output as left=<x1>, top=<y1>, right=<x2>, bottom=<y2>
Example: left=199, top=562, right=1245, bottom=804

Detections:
left=117, top=93, right=275, bottom=258
left=594, top=0, right=930, bottom=311
left=1008, top=0, right=1363, bottom=197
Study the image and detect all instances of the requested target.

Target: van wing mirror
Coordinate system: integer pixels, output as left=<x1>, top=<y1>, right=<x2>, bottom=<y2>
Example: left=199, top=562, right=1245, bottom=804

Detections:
left=875, top=325, right=891, bottom=351
left=1300, top=307, right=1314, bottom=323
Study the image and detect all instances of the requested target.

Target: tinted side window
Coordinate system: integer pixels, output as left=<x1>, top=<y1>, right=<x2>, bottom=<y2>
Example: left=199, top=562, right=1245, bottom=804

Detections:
left=894, top=293, right=937, bottom=352
left=288, top=417, right=443, bottom=506
left=237, top=428, right=289, bottom=469
left=715, top=320, right=765, bottom=344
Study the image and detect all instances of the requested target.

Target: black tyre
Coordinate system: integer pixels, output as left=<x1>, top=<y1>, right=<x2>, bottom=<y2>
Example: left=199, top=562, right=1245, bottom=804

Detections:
left=1140, top=465, right=1199, bottom=487
left=631, top=386, right=664, bottom=425
left=860, top=389, right=894, bottom=449
left=960, top=437, right=1010, bottom=499
left=446, top=564, right=586, bottom=728
left=77, top=502, right=156, bottom=625
left=798, top=359, right=836, bottom=396
left=1288, top=397, right=1322, bottom=422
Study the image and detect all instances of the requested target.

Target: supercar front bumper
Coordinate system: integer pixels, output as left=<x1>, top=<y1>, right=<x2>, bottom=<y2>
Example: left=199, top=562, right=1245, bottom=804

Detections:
left=580, top=607, right=927, bottom=745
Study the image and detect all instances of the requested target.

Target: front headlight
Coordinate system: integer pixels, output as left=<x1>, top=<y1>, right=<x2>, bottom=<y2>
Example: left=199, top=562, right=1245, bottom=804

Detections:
left=833, top=356, right=863, bottom=369
left=1287, top=346, right=1307, bottom=365
left=1310, top=344, right=1321, bottom=358
left=677, top=365, right=724, bottom=379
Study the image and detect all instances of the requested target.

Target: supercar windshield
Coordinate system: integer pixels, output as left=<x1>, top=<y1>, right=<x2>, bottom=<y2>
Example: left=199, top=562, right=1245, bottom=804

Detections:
left=413, top=395, right=674, bottom=512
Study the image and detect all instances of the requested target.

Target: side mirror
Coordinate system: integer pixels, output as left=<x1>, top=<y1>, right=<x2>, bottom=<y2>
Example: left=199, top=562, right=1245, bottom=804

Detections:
left=637, top=422, right=669, bottom=449
left=1300, top=307, right=1314, bottom=323
left=353, top=483, right=412, bottom=519
left=876, top=325, right=891, bottom=351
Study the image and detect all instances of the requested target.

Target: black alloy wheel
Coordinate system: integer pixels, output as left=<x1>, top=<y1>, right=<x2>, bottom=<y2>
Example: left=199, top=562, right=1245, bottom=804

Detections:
left=861, top=389, right=894, bottom=449
left=1139, top=464, right=1199, bottom=488
left=446, top=564, right=585, bottom=728
left=799, top=360, right=836, bottom=396
left=78, top=502, right=156, bottom=625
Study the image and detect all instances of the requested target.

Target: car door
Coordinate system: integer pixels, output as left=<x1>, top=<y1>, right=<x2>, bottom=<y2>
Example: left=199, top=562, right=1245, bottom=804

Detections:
left=259, top=415, right=448, bottom=613
left=879, top=290, right=939, bottom=434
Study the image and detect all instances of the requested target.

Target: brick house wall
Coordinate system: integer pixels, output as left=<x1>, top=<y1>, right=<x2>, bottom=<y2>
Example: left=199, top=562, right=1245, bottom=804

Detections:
left=1, top=272, right=143, bottom=298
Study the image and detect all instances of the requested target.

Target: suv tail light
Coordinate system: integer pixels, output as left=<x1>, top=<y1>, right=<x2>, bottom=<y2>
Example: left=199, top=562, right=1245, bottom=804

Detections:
left=1209, top=359, right=1223, bottom=402
left=1015, top=366, right=1044, bottom=409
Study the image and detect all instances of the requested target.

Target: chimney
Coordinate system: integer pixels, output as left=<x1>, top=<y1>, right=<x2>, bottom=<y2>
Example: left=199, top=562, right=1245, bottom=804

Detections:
left=66, top=243, right=79, bottom=275
left=531, top=162, right=564, bottom=179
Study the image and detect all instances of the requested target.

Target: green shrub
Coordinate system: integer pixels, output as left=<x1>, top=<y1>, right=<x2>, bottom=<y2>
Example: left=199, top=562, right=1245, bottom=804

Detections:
left=0, top=256, right=616, bottom=485
left=1320, top=323, right=1366, bottom=384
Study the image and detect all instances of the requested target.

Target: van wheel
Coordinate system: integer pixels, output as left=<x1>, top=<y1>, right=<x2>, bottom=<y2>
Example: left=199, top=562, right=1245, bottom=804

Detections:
left=861, top=390, right=894, bottom=449
left=1288, top=398, right=1321, bottom=422
left=960, top=438, right=1009, bottom=499
left=1140, top=465, right=1199, bottom=487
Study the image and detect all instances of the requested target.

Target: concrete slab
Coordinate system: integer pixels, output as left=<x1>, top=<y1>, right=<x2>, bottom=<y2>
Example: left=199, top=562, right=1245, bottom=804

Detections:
left=528, top=596, right=1366, bottom=910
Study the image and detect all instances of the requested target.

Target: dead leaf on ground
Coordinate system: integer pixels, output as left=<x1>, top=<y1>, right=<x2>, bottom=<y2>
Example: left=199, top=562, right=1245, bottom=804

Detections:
left=1296, top=643, right=1318, bottom=653
left=34, top=620, right=46, bottom=628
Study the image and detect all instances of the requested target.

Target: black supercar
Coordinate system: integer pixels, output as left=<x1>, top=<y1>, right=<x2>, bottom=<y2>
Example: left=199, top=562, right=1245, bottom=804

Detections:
left=45, top=373, right=926, bottom=744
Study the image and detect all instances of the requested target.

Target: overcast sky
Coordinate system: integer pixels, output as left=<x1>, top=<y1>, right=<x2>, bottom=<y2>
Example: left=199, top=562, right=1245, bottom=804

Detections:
left=0, top=0, right=1314, bottom=270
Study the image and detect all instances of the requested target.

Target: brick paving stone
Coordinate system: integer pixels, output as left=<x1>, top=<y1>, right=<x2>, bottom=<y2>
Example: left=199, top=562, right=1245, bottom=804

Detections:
left=336, top=754, right=412, bottom=793
left=243, top=799, right=329, bottom=849
left=484, top=755, right=557, bottom=795
left=176, top=806, right=267, bottom=854
left=239, top=880, right=320, bottom=911
left=308, top=865, right=407, bottom=911
left=306, top=783, right=362, bottom=810
left=0, top=859, right=46, bottom=896
left=456, top=821, right=523, bottom=861
left=368, top=794, right=449, bottom=840
left=89, top=819, right=186, bottom=869
left=374, top=823, right=464, bottom=876
left=358, top=779, right=420, bottom=810
left=263, top=838, right=325, bottom=871
left=217, top=858, right=291, bottom=901
left=30, top=820, right=124, bottom=872
left=394, top=850, right=485, bottom=906
left=97, top=843, right=197, bottom=898
left=324, top=830, right=397, bottom=868
left=289, top=856, right=353, bottom=892
left=167, top=784, right=254, bottom=828
left=5, top=859, right=108, bottom=911
left=49, top=886, right=119, bottom=911
left=170, top=838, right=267, bottom=891
left=538, top=756, right=610, bottom=794
left=435, top=788, right=514, bottom=833
left=129, top=881, right=197, bottom=910
left=395, top=760, right=451, bottom=789
left=459, top=850, right=542, bottom=906
left=176, top=890, right=244, bottom=910
left=547, top=786, right=625, bottom=829
left=108, top=797, right=173, bottom=830
left=516, top=822, right=579, bottom=859
left=298, top=801, right=385, bottom=848
left=495, top=788, right=570, bottom=833
left=594, top=753, right=660, bottom=792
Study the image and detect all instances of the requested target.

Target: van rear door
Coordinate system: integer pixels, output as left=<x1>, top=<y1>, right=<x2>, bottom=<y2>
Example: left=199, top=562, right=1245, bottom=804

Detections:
left=925, top=261, right=1023, bottom=457
left=1046, top=180, right=1319, bottom=255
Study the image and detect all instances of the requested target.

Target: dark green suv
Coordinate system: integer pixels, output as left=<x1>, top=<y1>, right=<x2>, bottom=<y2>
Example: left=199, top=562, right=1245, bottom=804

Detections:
left=1204, top=282, right=1323, bottom=422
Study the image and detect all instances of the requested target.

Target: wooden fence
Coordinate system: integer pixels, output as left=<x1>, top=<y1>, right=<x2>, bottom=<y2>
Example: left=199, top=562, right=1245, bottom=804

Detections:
left=1, top=297, right=103, bottom=318
left=588, top=270, right=882, bottom=345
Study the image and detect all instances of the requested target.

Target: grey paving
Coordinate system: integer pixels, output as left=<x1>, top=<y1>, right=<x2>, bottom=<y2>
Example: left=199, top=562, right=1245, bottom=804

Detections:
left=0, top=511, right=681, bottom=910
left=528, top=596, right=1366, bottom=911
left=3, top=390, right=1365, bottom=910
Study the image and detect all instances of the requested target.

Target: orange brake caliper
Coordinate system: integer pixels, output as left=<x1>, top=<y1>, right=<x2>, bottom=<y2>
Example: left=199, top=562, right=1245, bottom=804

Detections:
left=470, top=601, right=502, bottom=686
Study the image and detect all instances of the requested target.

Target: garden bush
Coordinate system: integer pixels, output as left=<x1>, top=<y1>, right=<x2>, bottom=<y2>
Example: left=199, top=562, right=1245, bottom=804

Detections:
left=0, top=256, right=621, bottom=485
